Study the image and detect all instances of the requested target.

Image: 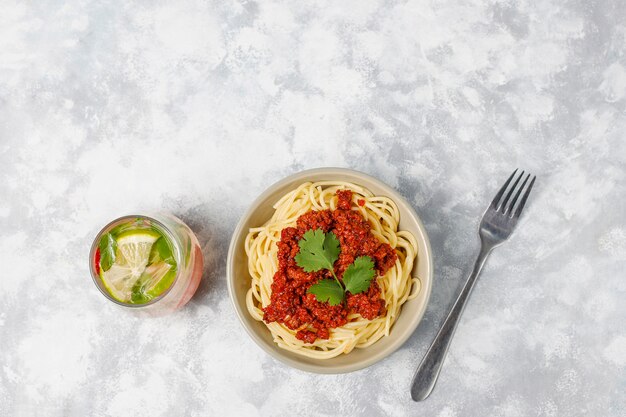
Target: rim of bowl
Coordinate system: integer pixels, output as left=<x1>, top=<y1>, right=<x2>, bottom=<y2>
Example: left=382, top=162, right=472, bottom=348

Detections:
left=226, top=167, right=434, bottom=373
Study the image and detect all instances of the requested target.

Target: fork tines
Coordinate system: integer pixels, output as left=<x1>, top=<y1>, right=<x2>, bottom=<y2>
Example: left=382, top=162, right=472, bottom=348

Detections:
left=490, top=169, right=536, bottom=218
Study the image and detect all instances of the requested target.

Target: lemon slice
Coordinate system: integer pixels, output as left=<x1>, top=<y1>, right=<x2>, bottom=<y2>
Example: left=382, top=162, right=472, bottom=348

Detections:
left=100, top=230, right=160, bottom=302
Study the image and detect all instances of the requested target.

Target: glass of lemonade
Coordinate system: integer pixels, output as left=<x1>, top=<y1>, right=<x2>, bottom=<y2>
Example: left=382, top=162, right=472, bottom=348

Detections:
left=89, top=214, right=204, bottom=313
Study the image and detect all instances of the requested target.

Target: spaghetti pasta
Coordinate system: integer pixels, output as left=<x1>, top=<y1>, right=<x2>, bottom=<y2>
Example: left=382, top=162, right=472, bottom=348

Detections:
left=245, top=181, right=420, bottom=359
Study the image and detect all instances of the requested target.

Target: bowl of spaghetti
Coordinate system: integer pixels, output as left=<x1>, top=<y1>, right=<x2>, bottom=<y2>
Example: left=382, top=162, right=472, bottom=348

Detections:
left=227, top=168, right=433, bottom=373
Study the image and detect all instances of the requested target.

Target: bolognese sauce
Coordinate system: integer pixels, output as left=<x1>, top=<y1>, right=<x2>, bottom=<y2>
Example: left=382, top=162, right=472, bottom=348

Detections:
left=263, top=190, right=397, bottom=343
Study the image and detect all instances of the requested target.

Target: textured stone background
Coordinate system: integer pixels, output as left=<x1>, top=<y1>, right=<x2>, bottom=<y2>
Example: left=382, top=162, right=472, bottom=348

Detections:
left=1, top=0, right=625, bottom=416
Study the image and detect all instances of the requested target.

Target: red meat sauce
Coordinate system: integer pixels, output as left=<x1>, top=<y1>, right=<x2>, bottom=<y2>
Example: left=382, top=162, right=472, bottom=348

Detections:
left=263, top=190, right=397, bottom=344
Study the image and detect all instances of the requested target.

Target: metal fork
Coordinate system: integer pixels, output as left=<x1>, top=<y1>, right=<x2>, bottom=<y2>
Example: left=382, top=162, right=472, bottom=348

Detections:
left=410, top=169, right=536, bottom=401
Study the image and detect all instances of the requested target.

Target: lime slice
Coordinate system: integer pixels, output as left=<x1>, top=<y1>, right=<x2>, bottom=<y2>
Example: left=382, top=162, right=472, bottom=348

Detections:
left=130, top=261, right=177, bottom=304
left=145, top=265, right=177, bottom=298
left=139, top=261, right=172, bottom=292
left=100, top=230, right=160, bottom=302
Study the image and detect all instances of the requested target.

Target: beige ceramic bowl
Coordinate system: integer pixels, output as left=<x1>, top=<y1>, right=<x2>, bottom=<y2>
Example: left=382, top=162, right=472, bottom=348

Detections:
left=227, top=168, right=433, bottom=373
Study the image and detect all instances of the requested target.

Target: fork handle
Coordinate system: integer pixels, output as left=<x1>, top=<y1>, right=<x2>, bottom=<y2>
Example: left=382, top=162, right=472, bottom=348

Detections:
left=410, top=242, right=494, bottom=401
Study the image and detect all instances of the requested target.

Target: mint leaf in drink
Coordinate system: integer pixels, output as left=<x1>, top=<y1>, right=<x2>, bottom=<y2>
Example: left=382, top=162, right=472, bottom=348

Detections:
left=343, top=256, right=376, bottom=294
left=149, top=237, right=175, bottom=265
left=130, top=280, right=150, bottom=304
left=307, top=279, right=345, bottom=306
left=295, top=229, right=340, bottom=273
left=98, top=233, right=117, bottom=272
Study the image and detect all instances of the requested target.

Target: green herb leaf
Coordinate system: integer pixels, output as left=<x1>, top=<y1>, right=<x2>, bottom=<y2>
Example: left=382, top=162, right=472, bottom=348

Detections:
left=98, top=233, right=117, bottom=272
left=343, top=256, right=376, bottom=294
left=307, top=279, right=345, bottom=306
left=149, top=237, right=175, bottom=265
left=295, top=229, right=340, bottom=273
left=296, top=230, right=377, bottom=305
left=130, top=280, right=150, bottom=304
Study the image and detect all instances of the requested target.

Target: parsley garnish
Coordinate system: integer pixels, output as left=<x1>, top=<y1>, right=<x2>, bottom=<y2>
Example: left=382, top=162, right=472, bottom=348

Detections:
left=295, top=230, right=341, bottom=279
left=306, top=279, right=345, bottom=306
left=295, top=229, right=377, bottom=305
left=343, top=256, right=376, bottom=294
